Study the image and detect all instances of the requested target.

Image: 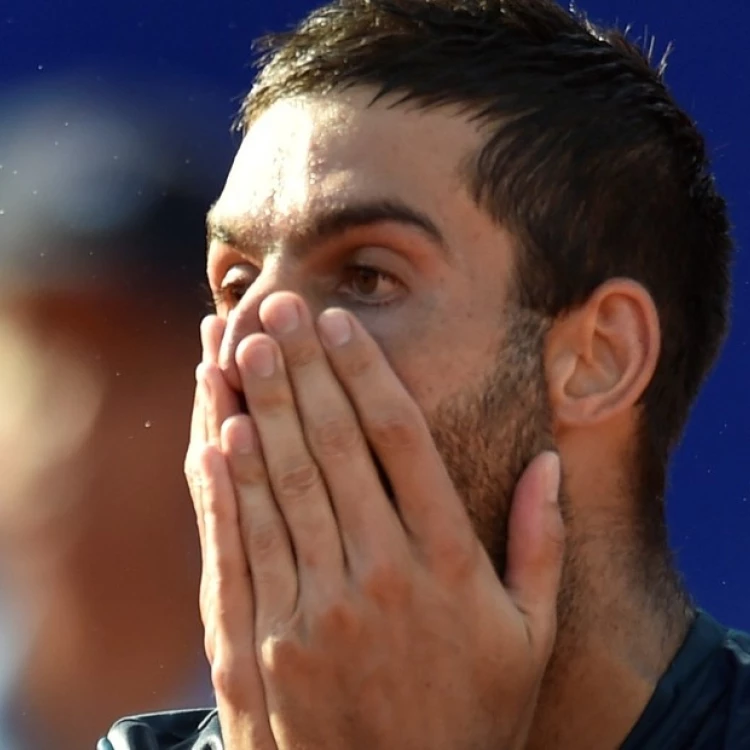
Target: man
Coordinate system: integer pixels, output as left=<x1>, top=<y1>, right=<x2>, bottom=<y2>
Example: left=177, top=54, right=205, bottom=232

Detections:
left=99, top=0, right=750, bottom=748
left=0, top=81, right=221, bottom=749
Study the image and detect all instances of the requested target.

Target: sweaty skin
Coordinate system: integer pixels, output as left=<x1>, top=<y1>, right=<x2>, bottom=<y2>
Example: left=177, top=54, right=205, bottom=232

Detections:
left=209, top=93, right=552, bottom=567
left=198, top=89, right=685, bottom=749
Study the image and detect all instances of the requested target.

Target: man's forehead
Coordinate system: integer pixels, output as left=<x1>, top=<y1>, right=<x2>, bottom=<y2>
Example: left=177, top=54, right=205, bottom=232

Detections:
left=213, top=163, right=397, bottom=252
left=215, top=93, right=481, bottom=241
left=228, top=94, right=376, bottom=196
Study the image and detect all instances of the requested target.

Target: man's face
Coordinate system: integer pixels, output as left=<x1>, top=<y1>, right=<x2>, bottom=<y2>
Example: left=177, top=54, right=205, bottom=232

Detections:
left=207, top=91, right=553, bottom=574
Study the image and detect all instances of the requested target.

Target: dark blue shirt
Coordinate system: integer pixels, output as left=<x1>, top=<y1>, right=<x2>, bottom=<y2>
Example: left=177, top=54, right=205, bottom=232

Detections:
left=621, top=611, right=750, bottom=749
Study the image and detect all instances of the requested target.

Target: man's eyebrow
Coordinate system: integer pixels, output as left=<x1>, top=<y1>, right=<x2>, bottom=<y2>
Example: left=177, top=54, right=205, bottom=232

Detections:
left=206, top=199, right=448, bottom=258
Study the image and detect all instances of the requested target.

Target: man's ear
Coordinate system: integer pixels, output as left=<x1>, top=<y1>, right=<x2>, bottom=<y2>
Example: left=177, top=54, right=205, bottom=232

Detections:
left=544, top=279, right=660, bottom=428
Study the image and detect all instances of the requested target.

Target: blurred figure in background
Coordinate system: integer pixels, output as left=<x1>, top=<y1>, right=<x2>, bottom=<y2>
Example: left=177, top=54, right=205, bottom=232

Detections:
left=0, top=76, right=229, bottom=749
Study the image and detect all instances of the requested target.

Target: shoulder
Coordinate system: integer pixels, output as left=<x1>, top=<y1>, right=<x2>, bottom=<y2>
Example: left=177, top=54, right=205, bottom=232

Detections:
left=670, top=613, right=750, bottom=747
left=97, top=708, right=221, bottom=750
left=720, top=624, right=750, bottom=700
left=724, top=624, right=750, bottom=665
left=622, top=611, right=750, bottom=750
left=705, top=622, right=750, bottom=748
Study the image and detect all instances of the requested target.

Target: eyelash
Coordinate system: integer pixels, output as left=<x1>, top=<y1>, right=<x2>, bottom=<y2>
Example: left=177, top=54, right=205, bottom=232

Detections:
left=210, top=264, right=403, bottom=312
left=211, top=279, right=250, bottom=310
left=201, top=282, right=228, bottom=312
left=339, top=265, right=402, bottom=307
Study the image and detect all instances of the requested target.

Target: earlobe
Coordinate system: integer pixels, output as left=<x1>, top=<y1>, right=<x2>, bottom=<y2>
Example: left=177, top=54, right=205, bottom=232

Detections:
left=545, top=279, right=661, bottom=428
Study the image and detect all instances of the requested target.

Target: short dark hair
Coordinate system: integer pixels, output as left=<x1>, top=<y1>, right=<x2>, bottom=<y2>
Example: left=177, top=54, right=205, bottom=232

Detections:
left=240, top=0, right=732, bottom=490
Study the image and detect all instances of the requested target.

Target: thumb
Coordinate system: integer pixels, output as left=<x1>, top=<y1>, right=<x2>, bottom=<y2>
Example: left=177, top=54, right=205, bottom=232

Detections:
left=504, top=451, right=565, bottom=653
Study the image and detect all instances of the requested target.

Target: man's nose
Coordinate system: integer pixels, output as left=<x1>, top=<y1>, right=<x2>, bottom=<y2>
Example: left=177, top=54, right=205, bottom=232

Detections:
left=218, top=268, right=285, bottom=393
left=219, top=269, right=280, bottom=392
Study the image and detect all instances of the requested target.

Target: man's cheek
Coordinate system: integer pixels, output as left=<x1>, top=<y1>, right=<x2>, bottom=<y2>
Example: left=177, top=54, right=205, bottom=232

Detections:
left=353, top=312, right=438, bottom=413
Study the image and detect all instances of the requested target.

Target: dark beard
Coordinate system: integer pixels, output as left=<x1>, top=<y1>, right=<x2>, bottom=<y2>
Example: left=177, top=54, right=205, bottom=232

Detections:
left=425, top=307, right=554, bottom=579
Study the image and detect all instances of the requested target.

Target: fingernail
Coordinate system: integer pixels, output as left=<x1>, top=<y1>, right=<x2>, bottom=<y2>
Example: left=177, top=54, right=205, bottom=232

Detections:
left=247, top=343, right=276, bottom=378
left=319, top=309, right=352, bottom=347
left=543, top=452, right=561, bottom=505
left=265, top=299, right=299, bottom=336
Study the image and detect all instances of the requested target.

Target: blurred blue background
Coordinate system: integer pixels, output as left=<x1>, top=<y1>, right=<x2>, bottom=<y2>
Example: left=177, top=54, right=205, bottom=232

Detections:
left=0, top=0, right=747, bottom=703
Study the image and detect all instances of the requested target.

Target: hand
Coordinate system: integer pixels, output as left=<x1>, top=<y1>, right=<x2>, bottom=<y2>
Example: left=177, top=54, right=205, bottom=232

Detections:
left=186, top=316, right=277, bottom=749
left=188, top=292, right=565, bottom=750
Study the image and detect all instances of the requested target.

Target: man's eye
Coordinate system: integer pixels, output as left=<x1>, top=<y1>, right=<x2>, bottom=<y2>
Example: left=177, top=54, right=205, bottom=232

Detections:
left=212, top=265, right=257, bottom=310
left=213, top=279, right=250, bottom=309
left=338, top=265, right=401, bottom=306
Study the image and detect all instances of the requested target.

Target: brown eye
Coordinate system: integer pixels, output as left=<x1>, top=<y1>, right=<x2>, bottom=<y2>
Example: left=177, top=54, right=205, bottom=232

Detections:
left=339, top=265, right=401, bottom=306
left=213, top=265, right=257, bottom=310
left=219, top=280, right=250, bottom=305
left=350, top=267, right=381, bottom=296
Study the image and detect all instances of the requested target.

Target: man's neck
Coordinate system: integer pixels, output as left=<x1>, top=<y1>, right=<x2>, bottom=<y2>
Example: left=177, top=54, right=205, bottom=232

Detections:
left=526, top=537, right=693, bottom=750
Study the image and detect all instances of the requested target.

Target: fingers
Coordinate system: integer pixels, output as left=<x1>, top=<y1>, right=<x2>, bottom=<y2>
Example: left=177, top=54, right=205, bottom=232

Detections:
left=221, top=414, right=299, bottom=632
left=201, top=314, right=225, bottom=364
left=201, top=316, right=240, bottom=446
left=189, top=316, right=228, bottom=549
left=503, top=452, right=564, bottom=656
left=257, top=293, right=404, bottom=570
left=189, top=316, right=236, bottom=634
left=200, top=449, right=252, bottom=651
left=190, top=316, right=239, bottom=556
left=190, top=365, right=209, bottom=448
left=188, top=316, right=221, bottom=448
left=187, top=369, right=209, bottom=610
left=199, top=445, right=277, bottom=749
left=185, top=374, right=208, bottom=555
left=235, top=332, right=346, bottom=588
left=316, top=307, right=476, bottom=553
left=200, top=445, right=254, bottom=656
left=193, top=317, right=280, bottom=748
left=203, top=362, right=241, bottom=447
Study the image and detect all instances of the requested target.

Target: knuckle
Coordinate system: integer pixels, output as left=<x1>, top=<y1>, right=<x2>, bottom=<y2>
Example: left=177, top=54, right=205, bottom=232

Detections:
left=202, top=480, right=227, bottom=521
left=368, top=410, right=420, bottom=452
left=249, top=385, right=293, bottom=413
left=259, top=634, right=308, bottom=681
left=211, top=658, right=231, bottom=695
left=429, top=531, right=479, bottom=582
left=211, top=652, right=255, bottom=705
left=248, top=517, right=285, bottom=559
left=309, top=418, right=363, bottom=459
left=338, top=346, right=374, bottom=379
left=251, top=563, right=288, bottom=595
left=296, top=543, right=321, bottom=570
left=336, top=342, right=379, bottom=380
left=203, top=630, right=215, bottom=664
left=229, top=451, right=266, bottom=485
left=284, top=340, right=320, bottom=369
left=184, top=448, right=202, bottom=484
left=361, top=561, right=412, bottom=609
left=275, top=461, right=322, bottom=500
left=315, top=599, right=362, bottom=642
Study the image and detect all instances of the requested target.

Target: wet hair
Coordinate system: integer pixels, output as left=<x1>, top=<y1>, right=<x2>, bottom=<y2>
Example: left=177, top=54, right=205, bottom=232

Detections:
left=239, top=0, right=732, bottom=511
